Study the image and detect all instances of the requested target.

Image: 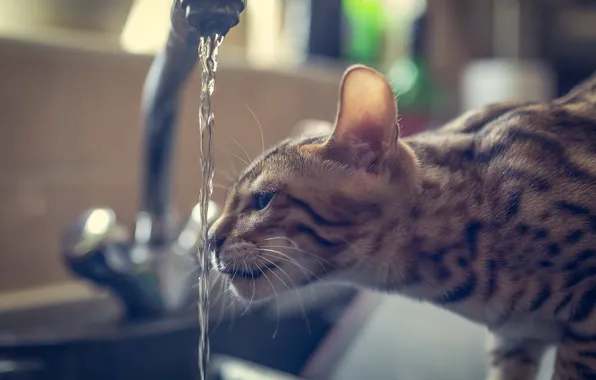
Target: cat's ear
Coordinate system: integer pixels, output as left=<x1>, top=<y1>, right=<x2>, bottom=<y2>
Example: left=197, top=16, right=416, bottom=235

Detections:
left=325, top=65, right=399, bottom=169
left=290, top=119, right=334, bottom=139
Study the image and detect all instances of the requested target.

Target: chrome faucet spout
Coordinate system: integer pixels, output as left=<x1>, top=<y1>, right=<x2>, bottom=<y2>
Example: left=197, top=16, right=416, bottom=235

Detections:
left=174, top=0, right=246, bottom=38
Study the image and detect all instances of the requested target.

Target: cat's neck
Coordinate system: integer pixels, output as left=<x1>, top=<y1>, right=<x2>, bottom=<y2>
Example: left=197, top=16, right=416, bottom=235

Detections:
left=372, top=133, right=491, bottom=291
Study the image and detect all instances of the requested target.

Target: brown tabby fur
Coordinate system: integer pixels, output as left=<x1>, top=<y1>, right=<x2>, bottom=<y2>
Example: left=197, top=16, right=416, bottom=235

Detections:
left=209, top=65, right=596, bottom=380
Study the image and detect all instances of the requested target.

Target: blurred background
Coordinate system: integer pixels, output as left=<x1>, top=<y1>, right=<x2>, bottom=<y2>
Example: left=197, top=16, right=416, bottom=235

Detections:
left=0, top=0, right=594, bottom=379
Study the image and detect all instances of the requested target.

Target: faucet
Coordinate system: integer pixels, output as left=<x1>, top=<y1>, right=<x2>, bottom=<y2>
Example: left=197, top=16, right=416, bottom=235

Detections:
left=139, top=0, right=245, bottom=247
left=61, top=0, right=246, bottom=320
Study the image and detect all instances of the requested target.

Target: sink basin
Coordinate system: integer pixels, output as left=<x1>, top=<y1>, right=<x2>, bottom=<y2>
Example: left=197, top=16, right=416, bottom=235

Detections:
left=0, top=287, right=357, bottom=380
left=207, top=355, right=305, bottom=380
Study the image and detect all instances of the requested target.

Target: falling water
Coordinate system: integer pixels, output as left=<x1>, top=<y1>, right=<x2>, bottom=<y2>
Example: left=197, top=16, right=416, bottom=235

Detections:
left=197, top=33, right=224, bottom=380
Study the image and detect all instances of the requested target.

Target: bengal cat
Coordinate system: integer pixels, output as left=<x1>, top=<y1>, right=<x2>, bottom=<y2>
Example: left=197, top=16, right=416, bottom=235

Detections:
left=208, top=64, right=596, bottom=380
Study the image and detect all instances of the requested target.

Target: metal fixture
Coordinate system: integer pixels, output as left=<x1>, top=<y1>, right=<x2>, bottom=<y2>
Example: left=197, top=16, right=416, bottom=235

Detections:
left=62, top=0, right=246, bottom=319
left=174, top=0, right=246, bottom=38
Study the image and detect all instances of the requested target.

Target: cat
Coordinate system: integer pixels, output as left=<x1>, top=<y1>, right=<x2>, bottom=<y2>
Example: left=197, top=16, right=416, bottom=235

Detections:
left=208, top=64, right=596, bottom=380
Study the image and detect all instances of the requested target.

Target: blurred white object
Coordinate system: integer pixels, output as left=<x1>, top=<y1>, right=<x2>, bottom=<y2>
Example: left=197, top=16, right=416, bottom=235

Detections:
left=281, top=0, right=311, bottom=65
left=459, top=0, right=557, bottom=112
left=460, top=59, right=555, bottom=112
left=120, top=0, right=171, bottom=54
left=246, top=0, right=283, bottom=67
left=291, top=119, right=334, bottom=138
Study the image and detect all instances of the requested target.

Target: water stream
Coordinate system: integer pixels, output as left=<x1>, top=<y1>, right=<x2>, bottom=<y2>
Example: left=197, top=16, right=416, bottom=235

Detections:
left=197, top=33, right=224, bottom=380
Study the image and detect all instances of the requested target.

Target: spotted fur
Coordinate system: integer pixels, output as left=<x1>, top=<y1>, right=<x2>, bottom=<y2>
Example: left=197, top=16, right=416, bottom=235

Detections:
left=209, top=65, right=596, bottom=380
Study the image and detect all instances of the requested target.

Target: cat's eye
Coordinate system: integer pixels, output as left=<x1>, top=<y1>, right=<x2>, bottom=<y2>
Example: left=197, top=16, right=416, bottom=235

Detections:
left=254, top=191, right=276, bottom=211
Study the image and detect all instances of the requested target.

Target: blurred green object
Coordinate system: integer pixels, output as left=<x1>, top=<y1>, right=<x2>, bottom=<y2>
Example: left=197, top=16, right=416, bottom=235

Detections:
left=342, top=0, right=387, bottom=66
left=386, top=11, right=435, bottom=115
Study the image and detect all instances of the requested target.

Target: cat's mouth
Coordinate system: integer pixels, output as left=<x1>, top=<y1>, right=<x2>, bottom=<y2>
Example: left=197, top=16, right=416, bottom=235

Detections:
left=217, top=261, right=278, bottom=280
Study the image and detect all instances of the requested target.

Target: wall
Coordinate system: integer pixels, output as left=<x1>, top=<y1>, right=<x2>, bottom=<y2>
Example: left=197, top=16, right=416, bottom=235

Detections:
left=0, top=37, right=342, bottom=293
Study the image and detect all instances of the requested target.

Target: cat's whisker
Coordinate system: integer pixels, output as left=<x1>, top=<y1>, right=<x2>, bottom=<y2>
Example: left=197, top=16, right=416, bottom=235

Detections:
left=264, top=236, right=296, bottom=244
left=227, top=137, right=258, bottom=178
left=256, top=248, right=323, bottom=280
left=229, top=151, right=251, bottom=168
left=264, top=254, right=322, bottom=281
left=263, top=236, right=330, bottom=263
left=264, top=236, right=321, bottom=257
left=217, top=274, right=242, bottom=333
left=257, top=256, right=291, bottom=291
left=211, top=274, right=228, bottom=332
left=257, top=256, right=311, bottom=334
left=186, top=273, right=227, bottom=328
left=229, top=136, right=253, bottom=164
left=258, top=267, right=280, bottom=339
left=258, top=247, right=319, bottom=271
left=215, top=145, right=240, bottom=182
left=257, top=248, right=340, bottom=299
left=240, top=259, right=256, bottom=316
left=245, top=103, right=265, bottom=155
left=263, top=245, right=328, bottom=268
left=226, top=287, right=238, bottom=333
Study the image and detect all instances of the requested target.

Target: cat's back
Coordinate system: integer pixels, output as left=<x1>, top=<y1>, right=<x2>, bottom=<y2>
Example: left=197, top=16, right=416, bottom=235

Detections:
left=475, top=91, right=596, bottom=201
left=418, top=72, right=596, bottom=212
left=407, top=73, right=596, bottom=292
left=474, top=97, right=596, bottom=281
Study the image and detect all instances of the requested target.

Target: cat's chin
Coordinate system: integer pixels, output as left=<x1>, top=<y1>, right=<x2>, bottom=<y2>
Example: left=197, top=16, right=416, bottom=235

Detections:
left=228, top=276, right=276, bottom=302
left=226, top=267, right=315, bottom=303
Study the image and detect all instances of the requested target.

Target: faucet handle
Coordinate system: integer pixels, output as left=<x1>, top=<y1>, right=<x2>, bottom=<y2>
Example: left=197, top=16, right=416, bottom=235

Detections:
left=176, top=200, right=221, bottom=253
left=61, top=208, right=166, bottom=319
left=133, top=210, right=178, bottom=248
left=62, top=208, right=128, bottom=260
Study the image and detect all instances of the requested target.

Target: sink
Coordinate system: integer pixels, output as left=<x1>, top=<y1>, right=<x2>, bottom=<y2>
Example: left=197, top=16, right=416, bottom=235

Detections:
left=0, top=287, right=357, bottom=380
left=207, top=355, right=305, bottom=380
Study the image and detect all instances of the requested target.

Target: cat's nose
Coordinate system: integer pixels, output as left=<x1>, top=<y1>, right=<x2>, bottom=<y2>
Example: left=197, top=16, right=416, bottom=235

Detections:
left=207, top=232, right=226, bottom=259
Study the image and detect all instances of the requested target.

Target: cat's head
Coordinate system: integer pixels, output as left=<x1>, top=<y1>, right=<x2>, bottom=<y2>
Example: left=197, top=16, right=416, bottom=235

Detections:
left=208, top=65, right=419, bottom=301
